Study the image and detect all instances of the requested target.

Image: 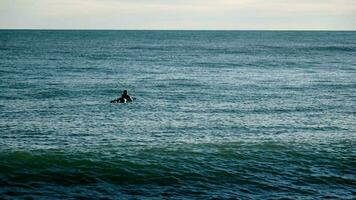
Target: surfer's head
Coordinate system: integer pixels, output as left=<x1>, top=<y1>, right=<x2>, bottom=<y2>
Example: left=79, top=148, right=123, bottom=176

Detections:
left=123, top=90, right=128, bottom=95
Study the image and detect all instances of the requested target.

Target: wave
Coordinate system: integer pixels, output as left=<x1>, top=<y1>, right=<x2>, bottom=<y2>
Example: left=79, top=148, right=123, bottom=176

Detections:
left=0, top=141, right=354, bottom=198
left=256, top=44, right=356, bottom=53
left=304, top=46, right=356, bottom=52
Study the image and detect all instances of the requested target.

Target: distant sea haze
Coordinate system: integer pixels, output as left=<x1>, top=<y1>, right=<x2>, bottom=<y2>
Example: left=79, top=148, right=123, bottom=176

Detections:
left=0, top=30, right=355, bottom=199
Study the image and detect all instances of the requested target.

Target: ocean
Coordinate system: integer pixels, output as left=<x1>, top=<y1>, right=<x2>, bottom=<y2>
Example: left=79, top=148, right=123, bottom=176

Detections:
left=0, top=30, right=355, bottom=199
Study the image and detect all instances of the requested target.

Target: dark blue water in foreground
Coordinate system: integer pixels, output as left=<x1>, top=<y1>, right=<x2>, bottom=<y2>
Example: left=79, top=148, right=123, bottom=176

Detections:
left=0, top=31, right=355, bottom=199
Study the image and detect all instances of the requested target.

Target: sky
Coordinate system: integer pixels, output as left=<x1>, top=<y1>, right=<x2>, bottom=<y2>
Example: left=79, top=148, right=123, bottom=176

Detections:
left=1, top=0, right=356, bottom=30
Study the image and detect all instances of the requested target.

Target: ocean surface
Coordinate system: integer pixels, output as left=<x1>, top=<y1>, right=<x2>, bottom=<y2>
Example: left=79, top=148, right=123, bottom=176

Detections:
left=0, top=30, right=355, bottom=199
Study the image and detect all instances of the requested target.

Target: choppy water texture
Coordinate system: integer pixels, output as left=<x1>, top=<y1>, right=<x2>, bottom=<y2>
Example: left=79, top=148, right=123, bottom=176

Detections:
left=0, top=31, right=355, bottom=199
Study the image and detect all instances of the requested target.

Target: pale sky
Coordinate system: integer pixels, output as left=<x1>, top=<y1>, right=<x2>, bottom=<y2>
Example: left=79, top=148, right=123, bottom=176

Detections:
left=1, top=0, right=356, bottom=30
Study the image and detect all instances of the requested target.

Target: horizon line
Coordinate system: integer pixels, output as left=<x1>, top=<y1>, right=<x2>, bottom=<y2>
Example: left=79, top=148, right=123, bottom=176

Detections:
left=1, top=28, right=356, bottom=32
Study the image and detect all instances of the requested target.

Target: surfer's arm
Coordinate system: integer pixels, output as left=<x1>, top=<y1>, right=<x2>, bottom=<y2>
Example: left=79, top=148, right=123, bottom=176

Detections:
left=127, top=96, right=133, bottom=102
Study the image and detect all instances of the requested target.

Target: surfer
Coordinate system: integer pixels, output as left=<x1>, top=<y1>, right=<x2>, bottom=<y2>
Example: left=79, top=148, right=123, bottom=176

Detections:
left=111, top=90, right=133, bottom=103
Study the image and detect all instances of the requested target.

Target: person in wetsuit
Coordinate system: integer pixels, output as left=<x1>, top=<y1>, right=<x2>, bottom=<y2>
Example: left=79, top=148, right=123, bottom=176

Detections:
left=111, top=90, right=132, bottom=103
left=121, top=90, right=132, bottom=102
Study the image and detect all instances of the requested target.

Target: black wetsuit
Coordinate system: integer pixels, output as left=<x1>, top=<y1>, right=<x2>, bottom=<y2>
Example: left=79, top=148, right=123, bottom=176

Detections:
left=121, top=94, right=132, bottom=102
left=110, top=92, right=132, bottom=103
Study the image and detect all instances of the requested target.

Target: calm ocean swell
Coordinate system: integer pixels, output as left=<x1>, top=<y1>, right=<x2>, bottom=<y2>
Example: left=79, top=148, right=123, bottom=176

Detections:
left=0, top=141, right=354, bottom=199
left=0, top=30, right=355, bottom=199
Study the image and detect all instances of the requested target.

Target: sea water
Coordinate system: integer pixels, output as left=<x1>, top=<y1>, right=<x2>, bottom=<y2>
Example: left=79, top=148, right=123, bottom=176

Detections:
left=0, top=30, right=355, bottom=199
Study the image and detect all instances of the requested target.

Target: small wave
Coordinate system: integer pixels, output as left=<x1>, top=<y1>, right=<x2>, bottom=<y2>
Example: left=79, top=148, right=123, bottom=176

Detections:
left=0, top=140, right=354, bottom=198
left=0, top=47, right=12, bottom=51
left=127, top=46, right=165, bottom=51
left=257, top=45, right=356, bottom=52
left=301, top=46, right=356, bottom=52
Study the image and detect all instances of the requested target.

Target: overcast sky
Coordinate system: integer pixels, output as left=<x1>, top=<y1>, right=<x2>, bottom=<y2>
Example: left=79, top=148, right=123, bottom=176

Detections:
left=1, top=0, right=355, bottom=30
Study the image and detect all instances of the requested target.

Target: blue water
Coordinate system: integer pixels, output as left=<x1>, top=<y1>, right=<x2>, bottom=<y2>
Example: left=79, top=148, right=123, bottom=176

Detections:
left=0, top=30, right=355, bottom=199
